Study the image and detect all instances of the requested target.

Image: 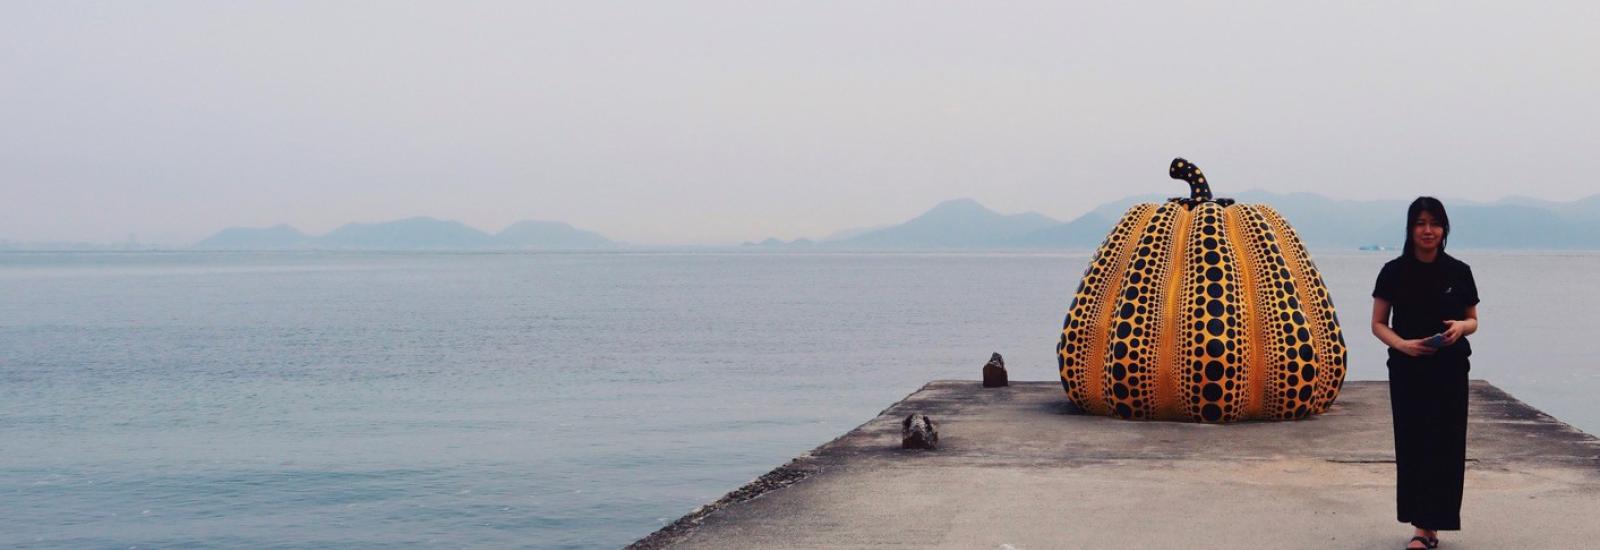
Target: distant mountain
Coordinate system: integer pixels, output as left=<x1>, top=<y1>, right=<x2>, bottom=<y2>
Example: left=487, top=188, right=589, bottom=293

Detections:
left=833, top=198, right=1059, bottom=249
left=1494, top=194, right=1564, bottom=210
left=821, top=224, right=890, bottom=242
left=1017, top=190, right=1600, bottom=251
left=195, top=217, right=616, bottom=250
left=1226, top=191, right=1397, bottom=249
left=1556, top=194, right=1600, bottom=222
left=188, top=192, right=1600, bottom=252
left=1219, top=190, right=1600, bottom=250
left=318, top=217, right=494, bottom=249
left=495, top=220, right=615, bottom=249
left=1446, top=202, right=1600, bottom=249
left=1013, top=211, right=1116, bottom=248
left=741, top=237, right=817, bottom=248
left=1085, top=192, right=1165, bottom=220
left=194, top=224, right=310, bottom=249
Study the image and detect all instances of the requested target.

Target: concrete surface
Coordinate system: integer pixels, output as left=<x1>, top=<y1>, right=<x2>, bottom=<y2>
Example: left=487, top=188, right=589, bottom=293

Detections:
left=631, top=380, right=1600, bottom=549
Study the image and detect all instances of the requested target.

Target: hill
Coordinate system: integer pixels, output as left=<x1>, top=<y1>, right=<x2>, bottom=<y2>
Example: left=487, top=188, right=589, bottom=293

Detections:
left=317, top=217, right=495, bottom=249
left=832, top=198, right=1059, bottom=249
left=1013, top=191, right=1600, bottom=251
left=495, top=220, right=615, bottom=249
left=193, top=224, right=310, bottom=249
left=195, top=217, right=616, bottom=250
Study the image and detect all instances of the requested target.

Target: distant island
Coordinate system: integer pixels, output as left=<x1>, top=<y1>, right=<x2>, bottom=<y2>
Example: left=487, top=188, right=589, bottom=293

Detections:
left=7, top=191, right=1595, bottom=252
left=193, top=217, right=619, bottom=250
left=743, top=191, right=1600, bottom=251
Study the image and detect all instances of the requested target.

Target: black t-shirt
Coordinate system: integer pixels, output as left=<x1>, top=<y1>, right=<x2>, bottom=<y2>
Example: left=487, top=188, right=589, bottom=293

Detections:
left=1372, top=252, right=1480, bottom=365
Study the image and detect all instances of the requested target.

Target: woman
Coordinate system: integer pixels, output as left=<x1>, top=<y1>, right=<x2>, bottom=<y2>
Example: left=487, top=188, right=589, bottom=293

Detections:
left=1370, top=197, right=1480, bottom=549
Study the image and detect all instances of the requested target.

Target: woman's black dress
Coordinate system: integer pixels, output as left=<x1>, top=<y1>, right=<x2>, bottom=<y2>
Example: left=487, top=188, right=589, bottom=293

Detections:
left=1372, top=252, right=1479, bottom=531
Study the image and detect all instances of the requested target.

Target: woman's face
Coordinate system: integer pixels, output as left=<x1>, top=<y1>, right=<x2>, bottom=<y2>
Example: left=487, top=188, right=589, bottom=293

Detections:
left=1412, top=210, right=1444, bottom=253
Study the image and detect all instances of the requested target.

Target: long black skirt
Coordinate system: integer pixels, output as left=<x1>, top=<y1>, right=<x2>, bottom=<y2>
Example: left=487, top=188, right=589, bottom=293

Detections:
left=1388, top=358, right=1469, bottom=530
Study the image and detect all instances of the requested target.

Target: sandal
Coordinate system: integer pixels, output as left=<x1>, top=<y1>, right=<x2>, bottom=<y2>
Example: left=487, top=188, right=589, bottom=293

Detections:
left=1405, top=536, right=1431, bottom=549
left=1426, top=535, right=1439, bottom=549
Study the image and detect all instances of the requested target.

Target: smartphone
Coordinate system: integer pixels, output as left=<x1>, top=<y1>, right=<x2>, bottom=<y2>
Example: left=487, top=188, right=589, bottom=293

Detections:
left=1423, top=333, right=1447, bottom=348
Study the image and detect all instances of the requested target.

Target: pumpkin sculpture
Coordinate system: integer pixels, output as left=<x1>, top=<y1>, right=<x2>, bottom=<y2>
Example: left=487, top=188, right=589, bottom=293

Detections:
left=1056, top=158, right=1347, bottom=422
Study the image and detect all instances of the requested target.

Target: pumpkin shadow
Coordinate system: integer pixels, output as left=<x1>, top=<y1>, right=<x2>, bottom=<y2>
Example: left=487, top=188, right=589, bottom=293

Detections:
left=1047, top=399, right=1090, bottom=416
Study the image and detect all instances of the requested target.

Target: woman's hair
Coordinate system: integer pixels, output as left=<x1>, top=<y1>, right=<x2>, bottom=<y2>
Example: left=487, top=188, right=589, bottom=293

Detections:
left=1401, top=196, right=1450, bottom=259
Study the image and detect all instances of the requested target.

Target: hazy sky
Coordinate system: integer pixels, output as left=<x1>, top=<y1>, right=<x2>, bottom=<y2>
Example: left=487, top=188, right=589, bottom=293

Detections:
left=3, top=1, right=1597, bottom=245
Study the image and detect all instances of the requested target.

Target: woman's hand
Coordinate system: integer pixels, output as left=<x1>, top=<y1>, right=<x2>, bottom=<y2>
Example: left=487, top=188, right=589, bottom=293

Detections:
left=1441, top=320, right=1467, bottom=346
left=1395, top=339, right=1438, bottom=358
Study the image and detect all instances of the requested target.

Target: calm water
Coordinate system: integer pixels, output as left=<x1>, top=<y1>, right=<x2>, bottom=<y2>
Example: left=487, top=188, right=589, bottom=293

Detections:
left=2, top=250, right=1596, bottom=548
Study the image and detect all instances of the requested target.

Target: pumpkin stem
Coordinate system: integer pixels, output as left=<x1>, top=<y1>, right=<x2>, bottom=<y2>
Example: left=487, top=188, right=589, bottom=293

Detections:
left=1168, top=158, right=1212, bottom=202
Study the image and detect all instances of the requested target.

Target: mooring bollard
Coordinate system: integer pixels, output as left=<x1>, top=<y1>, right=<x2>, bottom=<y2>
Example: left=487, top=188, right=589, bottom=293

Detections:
left=982, top=352, right=1008, bottom=387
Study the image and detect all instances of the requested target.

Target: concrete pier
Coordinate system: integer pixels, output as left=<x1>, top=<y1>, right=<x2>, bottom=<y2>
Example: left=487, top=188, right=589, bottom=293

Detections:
left=631, top=380, right=1600, bottom=549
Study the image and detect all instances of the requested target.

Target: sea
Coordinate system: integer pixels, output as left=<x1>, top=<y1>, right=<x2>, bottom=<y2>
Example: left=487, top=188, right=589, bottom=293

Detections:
left=2, top=250, right=1596, bottom=549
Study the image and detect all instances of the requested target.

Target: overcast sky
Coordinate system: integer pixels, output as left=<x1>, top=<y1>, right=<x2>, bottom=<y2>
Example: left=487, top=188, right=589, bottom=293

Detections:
left=3, top=1, right=1597, bottom=245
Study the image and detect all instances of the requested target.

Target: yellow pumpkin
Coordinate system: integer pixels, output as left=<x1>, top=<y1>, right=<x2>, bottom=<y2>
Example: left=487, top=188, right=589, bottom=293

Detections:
left=1056, top=158, right=1347, bottom=422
